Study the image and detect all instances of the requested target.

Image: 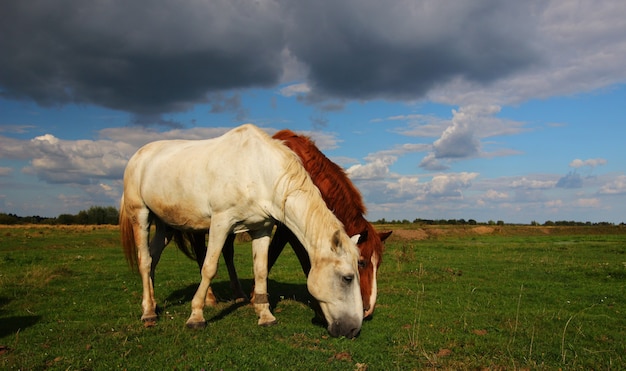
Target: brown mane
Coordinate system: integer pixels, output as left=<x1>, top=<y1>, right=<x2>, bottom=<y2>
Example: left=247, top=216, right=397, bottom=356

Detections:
left=274, top=130, right=368, bottom=238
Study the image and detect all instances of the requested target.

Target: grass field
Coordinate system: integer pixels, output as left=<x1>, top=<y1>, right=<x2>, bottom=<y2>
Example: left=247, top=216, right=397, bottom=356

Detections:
left=1, top=224, right=625, bottom=370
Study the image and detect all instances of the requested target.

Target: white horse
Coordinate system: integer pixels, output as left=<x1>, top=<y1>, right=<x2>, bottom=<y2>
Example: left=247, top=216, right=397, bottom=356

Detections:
left=119, top=124, right=363, bottom=338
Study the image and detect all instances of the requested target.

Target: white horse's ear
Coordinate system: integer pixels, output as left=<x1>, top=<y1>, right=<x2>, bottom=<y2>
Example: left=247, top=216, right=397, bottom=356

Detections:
left=350, top=234, right=361, bottom=245
left=331, top=230, right=342, bottom=252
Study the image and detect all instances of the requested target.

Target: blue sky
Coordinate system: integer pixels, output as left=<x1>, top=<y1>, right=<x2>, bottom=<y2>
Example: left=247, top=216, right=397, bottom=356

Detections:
left=1, top=1, right=625, bottom=224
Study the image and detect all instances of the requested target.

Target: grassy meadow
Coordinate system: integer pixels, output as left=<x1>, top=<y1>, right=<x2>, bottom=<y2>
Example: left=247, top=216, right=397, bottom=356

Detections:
left=0, top=224, right=625, bottom=370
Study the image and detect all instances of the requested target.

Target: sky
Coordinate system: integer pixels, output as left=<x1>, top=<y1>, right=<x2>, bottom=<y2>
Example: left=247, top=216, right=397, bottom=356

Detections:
left=1, top=0, right=625, bottom=224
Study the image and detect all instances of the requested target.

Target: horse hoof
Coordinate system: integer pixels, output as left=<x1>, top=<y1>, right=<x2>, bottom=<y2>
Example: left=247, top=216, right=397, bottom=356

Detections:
left=186, top=321, right=207, bottom=330
left=141, top=316, right=158, bottom=323
left=259, top=319, right=278, bottom=327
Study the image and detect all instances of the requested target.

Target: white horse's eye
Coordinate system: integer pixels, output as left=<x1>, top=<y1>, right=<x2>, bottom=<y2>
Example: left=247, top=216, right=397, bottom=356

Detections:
left=342, top=275, right=354, bottom=284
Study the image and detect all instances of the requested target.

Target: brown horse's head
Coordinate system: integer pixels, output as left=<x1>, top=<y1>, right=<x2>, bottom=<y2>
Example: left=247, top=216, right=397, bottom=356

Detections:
left=355, top=228, right=392, bottom=318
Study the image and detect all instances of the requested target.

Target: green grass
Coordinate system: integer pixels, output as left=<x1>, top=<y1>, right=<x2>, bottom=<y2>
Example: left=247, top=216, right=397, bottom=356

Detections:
left=1, top=225, right=625, bottom=369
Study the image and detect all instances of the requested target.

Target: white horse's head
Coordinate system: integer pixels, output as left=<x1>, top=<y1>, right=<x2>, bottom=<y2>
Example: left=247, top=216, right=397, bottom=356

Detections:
left=307, top=230, right=363, bottom=338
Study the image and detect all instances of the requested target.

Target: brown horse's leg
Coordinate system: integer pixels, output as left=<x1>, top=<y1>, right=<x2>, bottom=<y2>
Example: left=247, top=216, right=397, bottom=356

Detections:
left=250, top=223, right=290, bottom=303
left=250, top=224, right=312, bottom=303
left=190, top=232, right=246, bottom=305
left=223, top=234, right=247, bottom=303
left=267, top=223, right=289, bottom=270
left=148, top=219, right=172, bottom=286
left=187, top=232, right=219, bottom=306
left=269, top=223, right=311, bottom=276
left=285, top=231, right=312, bottom=277
left=190, top=231, right=207, bottom=270
left=281, top=225, right=324, bottom=320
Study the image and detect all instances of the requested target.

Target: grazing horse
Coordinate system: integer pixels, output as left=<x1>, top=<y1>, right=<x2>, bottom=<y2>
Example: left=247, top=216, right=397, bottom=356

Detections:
left=120, top=124, right=363, bottom=338
left=187, top=130, right=391, bottom=318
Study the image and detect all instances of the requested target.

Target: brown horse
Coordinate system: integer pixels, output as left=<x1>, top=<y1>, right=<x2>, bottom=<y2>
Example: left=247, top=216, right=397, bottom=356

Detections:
left=184, top=130, right=391, bottom=318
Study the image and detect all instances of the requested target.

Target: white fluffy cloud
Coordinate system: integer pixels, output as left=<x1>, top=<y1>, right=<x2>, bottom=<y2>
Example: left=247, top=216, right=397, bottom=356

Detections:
left=569, top=158, right=607, bottom=168
left=347, top=156, right=396, bottom=180
left=426, top=172, right=479, bottom=199
left=20, top=134, right=132, bottom=184
left=510, top=177, right=557, bottom=189
left=402, top=105, right=529, bottom=170
left=482, top=189, right=510, bottom=201
left=2, top=124, right=266, bottom=187
left=598, top=175, right=626, bottom=195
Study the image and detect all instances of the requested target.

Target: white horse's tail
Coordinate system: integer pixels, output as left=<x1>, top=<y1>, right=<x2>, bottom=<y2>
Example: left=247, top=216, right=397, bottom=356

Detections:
left=119, top=195, right=138, bottom=270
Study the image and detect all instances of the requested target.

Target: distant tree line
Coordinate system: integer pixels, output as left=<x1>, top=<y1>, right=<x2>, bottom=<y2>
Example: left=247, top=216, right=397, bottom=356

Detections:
left=373, top=218, right=619, bottom=226
left=374, top=218, right=503, bottom=225
left=0, top=209, right=620, bottom=227
left=531, top=220, right=616, bottom=227
left=0, top=206, right=119, bottom=225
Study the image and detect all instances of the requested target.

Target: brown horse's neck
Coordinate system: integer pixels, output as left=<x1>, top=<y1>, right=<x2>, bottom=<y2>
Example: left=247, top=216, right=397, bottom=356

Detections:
left=274, top=130, right=368, bottom=237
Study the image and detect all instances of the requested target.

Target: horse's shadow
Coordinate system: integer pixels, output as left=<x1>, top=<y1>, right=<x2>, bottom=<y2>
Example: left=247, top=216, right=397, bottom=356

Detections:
left=0, top=297, right=42, bottom=338
left=163, top=279, right=325, bottom=326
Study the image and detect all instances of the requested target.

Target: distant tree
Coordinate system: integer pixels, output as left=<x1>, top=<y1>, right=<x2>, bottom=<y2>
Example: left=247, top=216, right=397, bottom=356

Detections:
left=85, top=206, right=119, bottom=225
left=56, top=214, right=77, bottom=225
left=0, top=213, right=20, bottom=225
left=76, top=210, right=89, bottom=224
left=103, top=206, right=119, bottom=224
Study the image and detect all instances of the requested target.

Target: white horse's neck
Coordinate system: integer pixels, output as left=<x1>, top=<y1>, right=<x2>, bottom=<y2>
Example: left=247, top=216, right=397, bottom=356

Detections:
left=267, top=139, right=345, bottom=257
left=280, top=187, right=343, bottom=257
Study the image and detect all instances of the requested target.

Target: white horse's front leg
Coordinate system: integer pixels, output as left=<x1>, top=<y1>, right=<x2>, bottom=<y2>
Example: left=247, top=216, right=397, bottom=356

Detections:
left=186, top=224, right=228, bottom=329
left=251, top=231, right=277, bottom=326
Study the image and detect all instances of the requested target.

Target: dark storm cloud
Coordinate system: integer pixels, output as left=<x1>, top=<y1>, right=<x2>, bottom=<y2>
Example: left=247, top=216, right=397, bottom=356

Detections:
left=0, top=0, right=542, bottom=115
left=284, top=0, right=541, bottom=100
left=0, top=0, right=284, bottom=115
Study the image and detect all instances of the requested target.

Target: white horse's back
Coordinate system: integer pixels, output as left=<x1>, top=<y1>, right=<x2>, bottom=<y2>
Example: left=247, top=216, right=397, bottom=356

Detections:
left=124, top=124, right=291, bottom=231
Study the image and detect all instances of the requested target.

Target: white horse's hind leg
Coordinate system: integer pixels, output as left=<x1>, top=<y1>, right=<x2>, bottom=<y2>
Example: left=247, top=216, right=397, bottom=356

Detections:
left=251, top=230, right=277, bottom=326
left=134, top=209, right=157, bottom=322
left=186, top=219, right=229, bottom=329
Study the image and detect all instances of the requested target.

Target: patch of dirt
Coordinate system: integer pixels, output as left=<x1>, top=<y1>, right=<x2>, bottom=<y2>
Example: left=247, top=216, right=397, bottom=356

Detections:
left=436, top=348, right=452, bottom=357
left=0, top=224, right=119, bottom=231
left=390, top=228, right=429, bottom=240
left=472, top=226, right=494, bottom=234
left=386, top=225, right=504, bottom=240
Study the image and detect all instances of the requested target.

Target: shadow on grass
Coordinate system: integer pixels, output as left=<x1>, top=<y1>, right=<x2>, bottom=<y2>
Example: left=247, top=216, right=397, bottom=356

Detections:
left=165, top=279, right=313, bottom=307
left=0, top=297, right=42, bottom=338
left=163, top=279, right=326, bottom=328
